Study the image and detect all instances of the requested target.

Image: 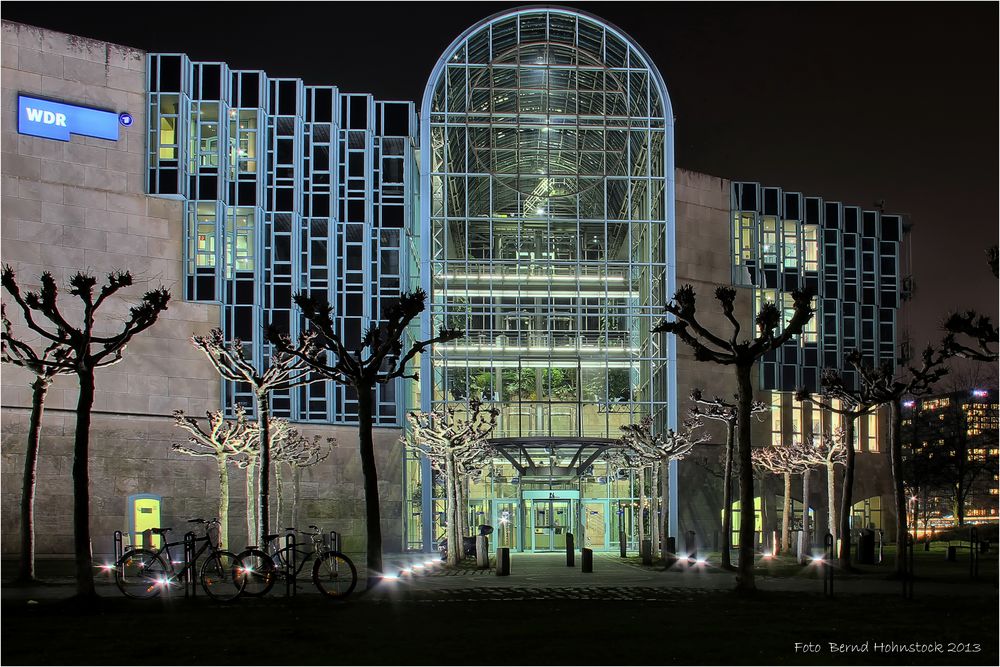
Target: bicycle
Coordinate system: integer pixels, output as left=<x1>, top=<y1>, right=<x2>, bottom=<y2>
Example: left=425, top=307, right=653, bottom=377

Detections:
left=114, top=518, right=247, bottom=602
left=237, top=525, right=357, bottom=599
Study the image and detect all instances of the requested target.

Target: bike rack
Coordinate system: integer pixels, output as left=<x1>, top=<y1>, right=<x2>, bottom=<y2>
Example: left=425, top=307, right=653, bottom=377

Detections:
left=822, top=533, right=834, bottom=597
left=113, top=530, right=124, bottom=563
left=183, top=531, right=197, bottom=598
left=284, top=532, right=296, bottom=597
left=969, top=527, right=979, bottom=580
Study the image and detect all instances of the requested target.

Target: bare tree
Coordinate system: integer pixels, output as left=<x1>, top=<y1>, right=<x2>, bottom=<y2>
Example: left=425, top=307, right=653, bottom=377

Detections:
left=268, top=288, right=462, bottom=582
left=270, top=426, right=334, bottom=530
left=171, top=405, right=257, bottom=549
left=795, top=361, right=881, bottom=570
left=192, top=328, right=321, bottom=550
left=797, top=431, right=848, bottom=546
left=620, top=415, right=707, bottom=562
left=863, top=347, right=947, bottom=576
left=689, top=389, right=767, bottom=570
left=943, top=245, right=998, bottom=363
left=752, top=443, right=801, bottom=556
left=231, top=416, right=294, bottom=546
left=1, top=305, right=77, bottom=584
left=654, top=284, right=814, bottom=593
left=1, top=266, right=170, bottom=596
left=796, top=347, right=948, bottom=573
left=405, top=398, right=498, bottom=566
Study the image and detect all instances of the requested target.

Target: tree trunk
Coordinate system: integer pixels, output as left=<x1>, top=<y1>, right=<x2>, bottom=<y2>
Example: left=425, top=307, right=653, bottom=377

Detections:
left=781, top=472, right=792, bottom=554
left=16, top=378, right=49, bottom=584
left=72, top=368, right=96, bottom=597
left=798, top=468, right=812, bottom=564
left=217, top=453, right=229, bottom=550
left=826, top=460, right=837, bottom=546
left=245, top=461, right=257, bottom=547
left=721, top=421, right=735, bottom=569
left=735, top=364, right=756, bottom=594
left=660, top=455, right=670, bottom=562
left=275, top=465, right=284, bottom=532
left=838, top=416, right=857, bottom=569
left=888, top=400, right=907, bottom=577
left=291, top=466, right=301, bottom=530
left=638, top=466, right=646, bottom=543
left=650, top=462, right=660, bottom=558
left=445, top=453, right=460, bottom=567
left=256, top=390, right=271, bottom=550
left=357, top=383, right=383, bottom=582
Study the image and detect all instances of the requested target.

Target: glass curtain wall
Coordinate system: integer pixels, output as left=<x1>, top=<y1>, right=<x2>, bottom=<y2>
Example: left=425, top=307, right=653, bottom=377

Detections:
left=414, top=8, right=674, bottom=551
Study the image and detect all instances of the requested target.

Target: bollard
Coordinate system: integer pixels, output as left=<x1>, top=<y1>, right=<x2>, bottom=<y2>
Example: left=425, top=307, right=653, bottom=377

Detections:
left=183, top=531, right=198, bottom=597
left=641, top=539, right=652, bottom=565
left=285, top=532, right=297, bottom=597
left=113, top=530, right=124, bottom=564
left=665, top=536, right=677, bottom=569
left=566, top=533, right=575, bottom=566
left=685, top=530, right=697, bottom=562
left=823, top=533, right=834, bottom=597
left=582, top=548, right=593, bottom=573
left=908, top=533, right=913, bottom=600
left=476, top=535, right=489, bottom=569
left=495, top=547, right=510, bottom=576
left=619, top=526, right=627, bottom=558
left=946, top=545, right=957, bottom=562
left=969, top=528, right=979, bottom=580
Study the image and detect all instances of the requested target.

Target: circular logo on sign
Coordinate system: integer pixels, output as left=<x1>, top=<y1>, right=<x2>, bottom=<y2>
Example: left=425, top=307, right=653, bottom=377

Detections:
left=118, top=112, right=133, bottom=127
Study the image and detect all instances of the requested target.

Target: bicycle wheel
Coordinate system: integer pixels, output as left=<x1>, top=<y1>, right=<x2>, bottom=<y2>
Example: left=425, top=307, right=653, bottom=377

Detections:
left=115, top=549, right=169, bottom=599
left=199, top=550, right=246, bottom=602
left=312, top=550, right=357, bottom=598
left=235, top=548, right=277, bottom=597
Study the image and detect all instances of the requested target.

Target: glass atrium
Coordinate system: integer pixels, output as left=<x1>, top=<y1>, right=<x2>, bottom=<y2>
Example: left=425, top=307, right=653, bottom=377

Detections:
left=410, top=8, right=676, bottom=552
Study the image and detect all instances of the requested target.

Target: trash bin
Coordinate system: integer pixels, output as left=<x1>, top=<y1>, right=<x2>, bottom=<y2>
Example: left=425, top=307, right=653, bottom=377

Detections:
left=946, top=545, right=958, bottom=561
left=856, top=529, right=875, bottom=565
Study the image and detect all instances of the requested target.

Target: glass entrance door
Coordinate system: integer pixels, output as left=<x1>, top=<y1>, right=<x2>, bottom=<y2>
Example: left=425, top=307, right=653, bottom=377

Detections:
left=531, top=499, right=574, bottom=551
left=582, top=501, right=609, bottom=549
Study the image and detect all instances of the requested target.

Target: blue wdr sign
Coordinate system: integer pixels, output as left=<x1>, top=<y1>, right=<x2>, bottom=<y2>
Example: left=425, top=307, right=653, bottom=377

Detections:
left=17, top=95, right=123, bottom=142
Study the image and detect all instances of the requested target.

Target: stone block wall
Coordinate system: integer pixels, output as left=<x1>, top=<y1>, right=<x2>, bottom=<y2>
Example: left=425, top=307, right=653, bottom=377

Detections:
left=0, top=21, right=404, bottom=562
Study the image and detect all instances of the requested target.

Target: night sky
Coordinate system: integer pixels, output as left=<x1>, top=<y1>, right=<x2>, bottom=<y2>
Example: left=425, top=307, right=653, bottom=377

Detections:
left=4, top=1, right=997, bottom=355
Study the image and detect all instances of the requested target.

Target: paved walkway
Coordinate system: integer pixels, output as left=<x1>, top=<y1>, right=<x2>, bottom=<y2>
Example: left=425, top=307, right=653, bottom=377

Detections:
left=367, top=551, right=996, bottom=600
left=4, top=552, right=996, bottom=602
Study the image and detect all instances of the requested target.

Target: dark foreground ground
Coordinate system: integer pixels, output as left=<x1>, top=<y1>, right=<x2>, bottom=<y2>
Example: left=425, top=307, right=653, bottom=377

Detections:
left=2, top=588, right=997, bottom=666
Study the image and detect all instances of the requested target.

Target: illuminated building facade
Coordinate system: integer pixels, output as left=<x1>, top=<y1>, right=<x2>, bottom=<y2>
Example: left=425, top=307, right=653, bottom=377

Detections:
left=902, top=388, right=999, bottom=527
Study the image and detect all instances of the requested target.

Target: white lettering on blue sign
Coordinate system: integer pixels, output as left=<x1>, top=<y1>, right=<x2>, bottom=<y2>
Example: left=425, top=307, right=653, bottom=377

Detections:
left=17, top=95, right=121, bottom=142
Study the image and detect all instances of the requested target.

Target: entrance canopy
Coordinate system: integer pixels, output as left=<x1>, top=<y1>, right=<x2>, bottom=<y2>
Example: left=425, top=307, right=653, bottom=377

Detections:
left=489, top=437, right=624, bottom=481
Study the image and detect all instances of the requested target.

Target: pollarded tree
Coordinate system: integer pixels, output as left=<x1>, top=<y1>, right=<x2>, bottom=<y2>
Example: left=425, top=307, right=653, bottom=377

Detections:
left=843, top=347, right=947, bottom=576
left=231, top=416, right=294, bottom=547
left=270, top=426, right=334, bottom=530
left=1, top=305, right=76, bottom=584
left=795, top=365, right=880, bottom=570
left=654, top=284, right=814, bottom=593
left=192, top=328, right=322, bottom=550
left=796, top=431, right=847, bottom=546
left=752, top=442, right=801, bottom=556
left=942, top=245, right=998, bottom=363
left=1, top=266, right=170, bottom=597
left=619, top=415, right=707, bottom=562
left=268, top=288, right=463, bottom=582
left=171, top=404, right=256, bottom=550
left=689, top=388, right=768, bottom=570
left=405, top=397, right=499, bottom=567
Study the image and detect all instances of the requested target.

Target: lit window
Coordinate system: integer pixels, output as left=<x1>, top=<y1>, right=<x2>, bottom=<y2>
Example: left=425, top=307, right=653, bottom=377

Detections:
left=866, top=412, right=879, bottom=453
left=771, top=393, right=783, bottom=446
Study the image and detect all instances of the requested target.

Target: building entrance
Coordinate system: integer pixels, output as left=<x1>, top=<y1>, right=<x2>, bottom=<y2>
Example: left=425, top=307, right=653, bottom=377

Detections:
left=530, top=498, right=574, bottom=551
